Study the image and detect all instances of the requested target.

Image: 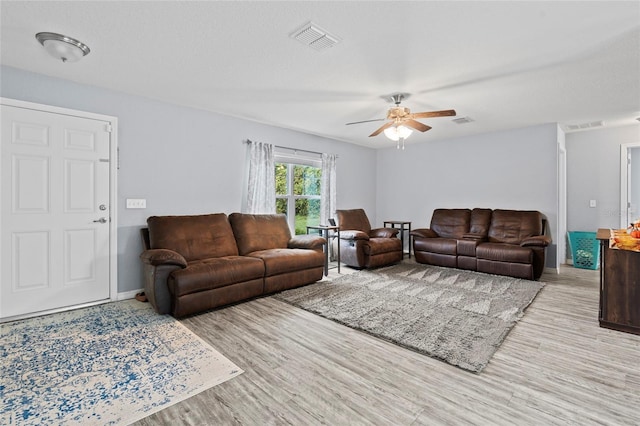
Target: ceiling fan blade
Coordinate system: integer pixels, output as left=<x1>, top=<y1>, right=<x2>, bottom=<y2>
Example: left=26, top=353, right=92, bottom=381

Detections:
left=404, top=119, right=432, bottom=132
left=412, top=109, right=457, bottom=119
left=345, top=118, right=386, bottom=126
left=369, top=121, right=394, bottom=137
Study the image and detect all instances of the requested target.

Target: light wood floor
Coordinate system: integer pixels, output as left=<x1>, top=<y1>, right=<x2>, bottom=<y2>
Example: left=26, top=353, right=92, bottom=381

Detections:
left=134, top=264, right=640, bottom=425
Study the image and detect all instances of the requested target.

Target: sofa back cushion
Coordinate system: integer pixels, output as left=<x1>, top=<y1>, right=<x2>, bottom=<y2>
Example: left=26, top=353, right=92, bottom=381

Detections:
left=487, top=210, right=543, bottom=244
left=229, top=213, right=292, bottom=255
left=147, top=213, right=238, bottom=262
left=337, top=209, right=372, bottom=235
left=469, top=208, right=493, bottom=236
left=430, top=209, right=471, bottom=238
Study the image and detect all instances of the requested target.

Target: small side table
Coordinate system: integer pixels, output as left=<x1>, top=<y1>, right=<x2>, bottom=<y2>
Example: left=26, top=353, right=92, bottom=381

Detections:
left=384, top=221, right=412, bottom=259
left=306, top=225, right=340, bottom=276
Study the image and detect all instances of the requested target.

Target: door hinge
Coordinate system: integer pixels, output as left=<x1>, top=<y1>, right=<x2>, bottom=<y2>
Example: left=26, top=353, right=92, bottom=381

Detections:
left=105, top=124, right=113, bottom=133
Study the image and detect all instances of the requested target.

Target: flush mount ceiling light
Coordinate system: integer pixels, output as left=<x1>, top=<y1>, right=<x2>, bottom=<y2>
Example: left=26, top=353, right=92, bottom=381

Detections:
left=35, top=32, right=90, bottom=63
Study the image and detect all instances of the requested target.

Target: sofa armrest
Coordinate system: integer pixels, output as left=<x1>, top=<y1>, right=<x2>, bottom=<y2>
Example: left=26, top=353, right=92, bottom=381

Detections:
left=289, top=234, right=326, bottom=250
left=140, top=249, right=186, bottom=315
left=370, top=227, right=399, bottom=238
left=410, top=228, right=438, bottom=239
left=140, top=249, right=188, bottom=268
left=462, top=233, right=487, bottom=241
left=340, top=230, right=370, bottom=241
left=521, top=235, right=552, bottom=247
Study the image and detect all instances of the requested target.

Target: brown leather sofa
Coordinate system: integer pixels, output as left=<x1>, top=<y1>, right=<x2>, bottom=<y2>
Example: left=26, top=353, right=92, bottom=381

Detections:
left=411, top=208, right=551, bottom=280
left=335, top=208, right=403, bottom=269
left=140, top=213, right=325, bottom=317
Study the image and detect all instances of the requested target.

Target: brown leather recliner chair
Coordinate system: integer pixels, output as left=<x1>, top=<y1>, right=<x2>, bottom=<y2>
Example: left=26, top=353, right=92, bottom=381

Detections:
left=335, top=209, right=403, bottom=268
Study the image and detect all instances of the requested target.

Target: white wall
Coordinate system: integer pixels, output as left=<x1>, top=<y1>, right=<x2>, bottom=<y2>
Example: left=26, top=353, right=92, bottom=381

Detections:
left=566, top=124, right=640, bottom=232
left=375, top=123, right=560, bottom=267
left=0, top=66, right=377, bottom=294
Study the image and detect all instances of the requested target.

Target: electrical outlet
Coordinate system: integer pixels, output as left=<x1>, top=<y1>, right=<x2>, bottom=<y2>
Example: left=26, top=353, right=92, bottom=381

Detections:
left=589, top=199, right=597, bottom=208
left=126, top=198, right=147, bottom=209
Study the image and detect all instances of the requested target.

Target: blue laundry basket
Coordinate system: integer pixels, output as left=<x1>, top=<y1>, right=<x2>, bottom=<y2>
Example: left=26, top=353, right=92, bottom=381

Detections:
left=568, top=231, right=600, bottom=270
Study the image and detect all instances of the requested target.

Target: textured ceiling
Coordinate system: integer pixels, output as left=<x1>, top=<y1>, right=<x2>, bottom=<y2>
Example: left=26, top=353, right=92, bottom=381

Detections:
left=1, top=1, right=639, bottom=148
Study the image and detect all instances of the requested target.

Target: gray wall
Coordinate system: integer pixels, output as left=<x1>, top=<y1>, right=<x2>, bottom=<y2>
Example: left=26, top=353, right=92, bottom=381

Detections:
left=3, top=64, right=638, bottom=294
left=375, top=123, right=560, bottom=266
left=566, top=125, right=640, bottom=233
left=0, top=66, right=377, bottom=294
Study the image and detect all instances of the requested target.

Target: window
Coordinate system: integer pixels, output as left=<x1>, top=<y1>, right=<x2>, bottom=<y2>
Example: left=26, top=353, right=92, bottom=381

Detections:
left=275, top=159, right=321, bottom=235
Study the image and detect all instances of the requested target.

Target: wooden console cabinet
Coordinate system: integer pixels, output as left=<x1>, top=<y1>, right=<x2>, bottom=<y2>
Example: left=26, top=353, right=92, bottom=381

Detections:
left=596, top=229, right=640, bottom=335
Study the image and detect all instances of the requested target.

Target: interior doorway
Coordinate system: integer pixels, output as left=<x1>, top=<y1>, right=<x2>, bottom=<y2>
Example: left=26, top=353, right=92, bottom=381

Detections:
left=621, top=143, right=640, bottom=229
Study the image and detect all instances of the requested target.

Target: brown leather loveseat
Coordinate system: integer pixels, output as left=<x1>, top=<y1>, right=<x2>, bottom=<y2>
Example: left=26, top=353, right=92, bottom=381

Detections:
left=411, top=208, right=551, bottom=280
left=140, top=213, right=325, bottom=317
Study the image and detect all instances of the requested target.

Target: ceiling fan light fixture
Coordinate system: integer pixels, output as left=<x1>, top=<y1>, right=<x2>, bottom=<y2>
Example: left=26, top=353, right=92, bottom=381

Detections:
left=35, top=32, right=90, bottom=63
left=384, top=125, right=413, bottom=142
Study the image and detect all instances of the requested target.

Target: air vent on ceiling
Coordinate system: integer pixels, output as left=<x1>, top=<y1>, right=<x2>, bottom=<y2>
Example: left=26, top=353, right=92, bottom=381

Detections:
left=566, top=120, right=604, bottom=131
left=452, top=116, right=474, bottom=124
left=290, top=22, right=340, bottom=51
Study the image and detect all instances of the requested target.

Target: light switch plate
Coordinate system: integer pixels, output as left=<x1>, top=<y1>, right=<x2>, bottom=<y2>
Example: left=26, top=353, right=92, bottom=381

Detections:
left=126, top=198, right=147, bottom=209
left=589, top=199, right=597, bottom=208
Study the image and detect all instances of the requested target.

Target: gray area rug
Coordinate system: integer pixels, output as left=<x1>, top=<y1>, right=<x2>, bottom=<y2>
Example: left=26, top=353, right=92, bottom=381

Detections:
left=274, top=262, right=545, bottom=373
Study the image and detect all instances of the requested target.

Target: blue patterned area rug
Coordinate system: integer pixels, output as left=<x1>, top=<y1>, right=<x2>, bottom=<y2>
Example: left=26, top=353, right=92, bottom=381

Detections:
left=0, top=300, right=243, bottom=425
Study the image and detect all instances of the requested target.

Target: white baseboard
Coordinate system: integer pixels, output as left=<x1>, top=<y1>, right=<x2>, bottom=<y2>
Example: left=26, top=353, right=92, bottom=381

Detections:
left=116, top=289, right=144, bottom=301
left=544, top=267, right=559, bottom=274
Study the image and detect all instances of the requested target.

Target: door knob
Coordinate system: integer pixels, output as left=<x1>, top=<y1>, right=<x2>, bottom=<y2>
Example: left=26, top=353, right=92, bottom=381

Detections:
left=93, top=218, right=107, bottom=224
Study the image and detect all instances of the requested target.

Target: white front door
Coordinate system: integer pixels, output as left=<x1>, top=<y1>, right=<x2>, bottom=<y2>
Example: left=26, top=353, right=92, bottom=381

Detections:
left=1, top=103, right=113, bottom=319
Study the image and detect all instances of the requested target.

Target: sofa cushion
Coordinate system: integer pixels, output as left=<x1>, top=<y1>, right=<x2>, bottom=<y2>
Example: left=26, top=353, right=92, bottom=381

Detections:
left=476, top=243, right=533, bottom=264
left=229, top=213, right=292, bottom=255
left=430, top=209, right=471, bottom=239
left=169, top=256, right=265, bottom=296
left=247, top=249, right=324, bottom=277
left=148, top=213, right=239, bottom=262
left=414, top=237, right=457, bottom=255
left=469, top=208, right=492, bottom=235
left=488, top=210, right=543, bottom=244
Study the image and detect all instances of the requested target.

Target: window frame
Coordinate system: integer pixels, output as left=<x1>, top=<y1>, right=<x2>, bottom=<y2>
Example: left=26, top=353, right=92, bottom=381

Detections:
left=275, top=152, right=322, bottom=235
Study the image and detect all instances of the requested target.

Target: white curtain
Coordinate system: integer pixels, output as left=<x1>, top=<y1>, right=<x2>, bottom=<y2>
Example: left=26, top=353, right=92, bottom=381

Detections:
left=246, top=140, right=275, bottom=214
left=320, top=153, right=337, bottom=226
